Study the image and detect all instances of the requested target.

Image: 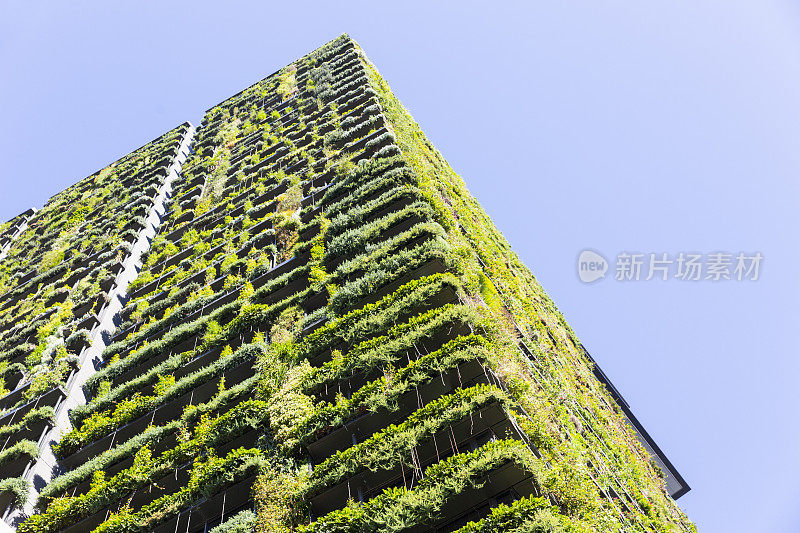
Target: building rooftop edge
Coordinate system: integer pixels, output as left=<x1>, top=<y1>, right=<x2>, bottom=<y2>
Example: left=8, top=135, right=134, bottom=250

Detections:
left=581, top=344, right=690, bottom=499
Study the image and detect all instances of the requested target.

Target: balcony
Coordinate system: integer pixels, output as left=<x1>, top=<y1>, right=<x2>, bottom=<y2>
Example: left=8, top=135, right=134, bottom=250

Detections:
left=309, top=404, right=534, bottom=521
left=306, top=358, right=490, bottom=462
left=61, top=358, right=256, bottom=471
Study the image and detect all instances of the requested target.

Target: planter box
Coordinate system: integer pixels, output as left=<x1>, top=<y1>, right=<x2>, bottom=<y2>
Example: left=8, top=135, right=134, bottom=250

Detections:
left=130, top=429, right=258, bottom=511
left=63, top=429, right=179, bottom=501
left=149, top=474, right=257, bottom=533
left=150, top=247, right=193, bottom=276
left=67, top=359, right=256, bottom=469
left=303, top=273, right=458, bottom=367
left=3, top=415, right=53, bottom=451
left=109, top=261, right=125, bottom=276
left=45, top=289, right=70, bottom=307
left=0, top=386, right=66, bottom=431
left=0, top=452, right=33, bottom=479
left=308, top=401, right=520, bottom=517
left=75, top=314, right=100, bottom=333
left=174, top=210, right=195, bottom=226
left=0, top=382, right=30, bottom=413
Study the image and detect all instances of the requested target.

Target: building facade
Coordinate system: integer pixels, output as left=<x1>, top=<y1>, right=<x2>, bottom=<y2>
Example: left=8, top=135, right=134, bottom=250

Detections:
left=0, top=35, right=693, bottom=532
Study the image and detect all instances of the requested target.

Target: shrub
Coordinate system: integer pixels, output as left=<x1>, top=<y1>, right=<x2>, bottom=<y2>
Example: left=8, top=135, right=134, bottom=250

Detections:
left=209, top=510, right=256, bottom=533
left=0, top=477, right=30, bottom=508
left=64, top=329, right=91, bottom=354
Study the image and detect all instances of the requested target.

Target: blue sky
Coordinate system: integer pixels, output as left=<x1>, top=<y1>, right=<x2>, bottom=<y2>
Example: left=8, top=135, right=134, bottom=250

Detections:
left=2, top=2, right=799, bottom=531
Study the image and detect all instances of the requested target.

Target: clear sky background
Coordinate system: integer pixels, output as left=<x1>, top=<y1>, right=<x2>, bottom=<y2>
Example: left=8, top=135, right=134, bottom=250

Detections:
left=2, top=2, right=799, bottom=531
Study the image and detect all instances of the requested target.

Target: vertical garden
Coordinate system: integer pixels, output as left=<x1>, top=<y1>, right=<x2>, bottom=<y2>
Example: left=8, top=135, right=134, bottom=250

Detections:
left=1, top=35, right=694, bottom=533
left=0, top=124, right=189, bottom=516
